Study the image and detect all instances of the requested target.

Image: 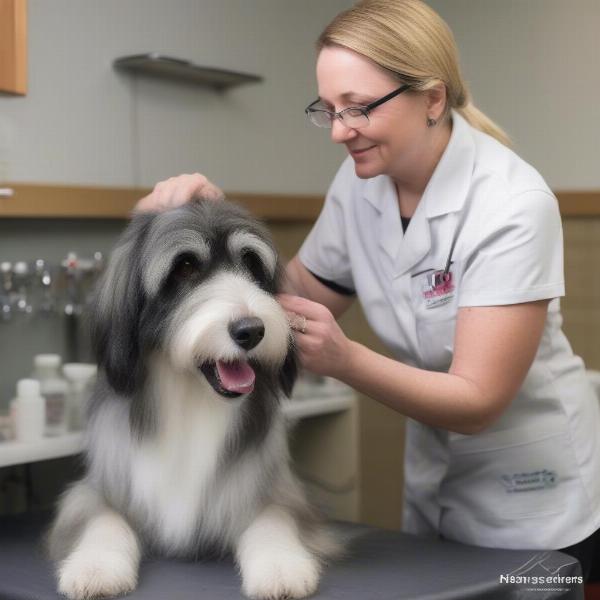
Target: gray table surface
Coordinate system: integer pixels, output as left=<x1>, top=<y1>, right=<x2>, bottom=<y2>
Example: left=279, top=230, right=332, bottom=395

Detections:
left=0, top=512, right=584, bottom=600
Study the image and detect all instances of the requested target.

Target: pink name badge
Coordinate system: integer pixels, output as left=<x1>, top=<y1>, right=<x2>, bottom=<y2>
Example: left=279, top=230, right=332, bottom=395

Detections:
left=421, top=270, right=454, bottom=309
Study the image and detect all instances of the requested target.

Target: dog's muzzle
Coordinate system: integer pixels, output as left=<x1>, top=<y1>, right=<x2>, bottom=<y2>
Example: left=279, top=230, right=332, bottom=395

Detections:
left=199, top=317, right=265, bottom=398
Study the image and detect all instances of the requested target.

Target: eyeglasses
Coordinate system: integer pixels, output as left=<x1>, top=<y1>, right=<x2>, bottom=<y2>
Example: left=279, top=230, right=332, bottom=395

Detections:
left=305, top=83, right=412, bottom=129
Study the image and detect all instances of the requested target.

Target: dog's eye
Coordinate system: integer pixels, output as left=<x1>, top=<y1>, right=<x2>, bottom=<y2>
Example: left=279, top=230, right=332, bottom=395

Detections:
left=171, top=253, right=201, bottom=280
left=242, top=250, right=267, bottom=284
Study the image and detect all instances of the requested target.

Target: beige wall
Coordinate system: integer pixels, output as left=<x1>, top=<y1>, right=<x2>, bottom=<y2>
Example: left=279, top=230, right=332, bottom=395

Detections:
left=0, top=0, right=351, bottom=192
left=428, top=0, right=600, bottom=191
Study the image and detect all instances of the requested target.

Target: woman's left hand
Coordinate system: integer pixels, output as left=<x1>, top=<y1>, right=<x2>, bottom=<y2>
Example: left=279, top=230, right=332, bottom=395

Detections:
left=277, top=293, right=353, bottom=379
left=135, top=173, right=224, bottom=213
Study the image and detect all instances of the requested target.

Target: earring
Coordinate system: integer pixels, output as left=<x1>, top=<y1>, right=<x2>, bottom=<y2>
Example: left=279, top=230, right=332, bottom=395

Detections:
left=427, top=117, right=437, bottom=127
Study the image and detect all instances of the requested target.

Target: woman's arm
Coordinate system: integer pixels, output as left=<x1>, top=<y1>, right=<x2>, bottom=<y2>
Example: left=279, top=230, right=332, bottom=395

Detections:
left=283, top=255, right=354, bottom=320
left=278, top=294, right=550, bottom=435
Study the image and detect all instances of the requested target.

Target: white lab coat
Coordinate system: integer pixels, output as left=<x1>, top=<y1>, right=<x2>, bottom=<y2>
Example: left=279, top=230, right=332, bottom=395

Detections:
left=298, top=111, right=600, bottom=549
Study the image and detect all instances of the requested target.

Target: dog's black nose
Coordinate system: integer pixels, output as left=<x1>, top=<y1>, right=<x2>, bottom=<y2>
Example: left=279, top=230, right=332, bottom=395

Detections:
left=229, top=317, right=265, bottom=351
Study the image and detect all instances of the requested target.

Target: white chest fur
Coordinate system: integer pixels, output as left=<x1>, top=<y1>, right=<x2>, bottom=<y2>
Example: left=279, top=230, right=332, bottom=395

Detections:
left=128, top=360, right=236, bottom=553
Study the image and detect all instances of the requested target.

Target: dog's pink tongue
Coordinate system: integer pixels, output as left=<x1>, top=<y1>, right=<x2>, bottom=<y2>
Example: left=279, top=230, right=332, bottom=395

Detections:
left=216, top=360, right=256, bottom=394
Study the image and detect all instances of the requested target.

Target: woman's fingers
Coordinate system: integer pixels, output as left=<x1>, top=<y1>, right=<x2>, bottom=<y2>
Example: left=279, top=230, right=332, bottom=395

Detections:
left=278, top=294, right=351, bottom=378
left=174, top=173, right=224, bottom=202
left=134, top=173, right=224, bottom=213
left=277, top=293, right=332, bottom=322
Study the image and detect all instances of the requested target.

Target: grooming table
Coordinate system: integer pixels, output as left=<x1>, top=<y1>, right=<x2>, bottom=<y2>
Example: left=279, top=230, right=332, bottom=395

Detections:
left=0, top=512, right=583, bottom=600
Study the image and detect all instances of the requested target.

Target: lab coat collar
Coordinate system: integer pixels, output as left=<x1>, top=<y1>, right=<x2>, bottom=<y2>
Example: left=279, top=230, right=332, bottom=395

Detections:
left=423, top=110, right=475, bottom=218
left=362, top=110, right=475, bottom=218
left=362, top=111, right=475, bottom=275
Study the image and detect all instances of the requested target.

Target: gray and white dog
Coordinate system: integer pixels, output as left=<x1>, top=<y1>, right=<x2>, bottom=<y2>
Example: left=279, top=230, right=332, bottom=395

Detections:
left=48, top=199, right=336, bottom=600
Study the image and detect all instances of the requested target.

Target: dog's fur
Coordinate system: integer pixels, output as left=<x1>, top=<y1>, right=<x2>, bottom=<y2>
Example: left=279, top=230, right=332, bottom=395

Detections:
left=47, top=199, right=337, bottom=600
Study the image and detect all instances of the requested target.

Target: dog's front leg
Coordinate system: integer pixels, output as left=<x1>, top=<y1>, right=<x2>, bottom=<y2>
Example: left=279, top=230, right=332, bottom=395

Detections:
left=236, top=504, right=321, bottom=600
left=57, top=509, right=140, bottom=600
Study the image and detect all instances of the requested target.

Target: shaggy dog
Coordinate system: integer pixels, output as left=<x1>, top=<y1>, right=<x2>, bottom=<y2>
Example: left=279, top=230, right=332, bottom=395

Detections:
left=47, top=199, right=336, bottom=599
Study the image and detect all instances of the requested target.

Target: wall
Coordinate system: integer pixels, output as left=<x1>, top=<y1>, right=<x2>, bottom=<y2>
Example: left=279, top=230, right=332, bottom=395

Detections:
left=5, top=1, right=595, bottom=193
left=428, top=0, right=600, bottom=190
left=0, top=0, right=350, bottom=191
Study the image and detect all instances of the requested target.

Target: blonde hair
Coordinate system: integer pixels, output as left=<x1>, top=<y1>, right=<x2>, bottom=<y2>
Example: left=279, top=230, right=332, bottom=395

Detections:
left=317, top=0, right=511, bottom=146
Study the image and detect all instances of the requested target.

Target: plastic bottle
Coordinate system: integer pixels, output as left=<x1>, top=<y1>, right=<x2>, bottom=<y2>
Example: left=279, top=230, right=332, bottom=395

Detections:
left=12, top=379, right=46, bottom=442
left=62, top=363, right=97, bottom=431
left=32, top=354, right=69, bottom=436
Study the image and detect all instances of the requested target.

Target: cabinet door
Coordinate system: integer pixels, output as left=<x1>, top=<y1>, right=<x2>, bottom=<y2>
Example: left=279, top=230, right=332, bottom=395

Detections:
left=0, top=0, right=27, bottom=95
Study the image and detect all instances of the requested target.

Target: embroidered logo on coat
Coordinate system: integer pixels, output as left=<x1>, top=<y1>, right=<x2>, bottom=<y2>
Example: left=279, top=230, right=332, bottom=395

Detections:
left=500, top=469, right=558, bottom=493
left=421, top=270, right=454, bottom=308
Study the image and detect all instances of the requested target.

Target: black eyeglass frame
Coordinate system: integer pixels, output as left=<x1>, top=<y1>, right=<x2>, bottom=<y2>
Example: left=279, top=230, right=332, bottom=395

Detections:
left=305, top=83, right=413, bottom=127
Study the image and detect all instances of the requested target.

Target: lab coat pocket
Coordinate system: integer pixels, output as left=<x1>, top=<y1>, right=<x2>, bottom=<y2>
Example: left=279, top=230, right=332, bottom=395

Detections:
left=442, top=427, right=576, bottom=521
left=415, top=316, right=455, bottom=372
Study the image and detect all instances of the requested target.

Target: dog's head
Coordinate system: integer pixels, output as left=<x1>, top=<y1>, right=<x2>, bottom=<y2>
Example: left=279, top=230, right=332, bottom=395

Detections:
left=91, top=199, right=297, bottom=403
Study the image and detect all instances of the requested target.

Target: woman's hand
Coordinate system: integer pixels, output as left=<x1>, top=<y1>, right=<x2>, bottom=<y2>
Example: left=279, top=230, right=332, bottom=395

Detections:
left=134, top=173, right=224, bottom=213
left=277, top=293, right=354, bottom=379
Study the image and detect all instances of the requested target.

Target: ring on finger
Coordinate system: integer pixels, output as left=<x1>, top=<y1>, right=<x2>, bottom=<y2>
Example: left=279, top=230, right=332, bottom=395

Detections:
left=290, top=313, right=308, bottom=334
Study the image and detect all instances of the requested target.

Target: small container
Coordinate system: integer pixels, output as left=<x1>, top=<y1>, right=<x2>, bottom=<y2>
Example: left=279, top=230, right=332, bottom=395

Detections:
left=32, top=354, right=69, bottom=437
left=63, top=363, right=97, bottom=431
left=12, top=379, right=46, bottom=443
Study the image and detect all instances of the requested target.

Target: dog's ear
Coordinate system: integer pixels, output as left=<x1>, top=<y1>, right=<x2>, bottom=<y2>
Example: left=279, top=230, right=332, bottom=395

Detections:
left=90, top=217, right=151, bottom=396
left=278, top=344, right=298, bottom=398
left=272, top=260, right=299, bottom=398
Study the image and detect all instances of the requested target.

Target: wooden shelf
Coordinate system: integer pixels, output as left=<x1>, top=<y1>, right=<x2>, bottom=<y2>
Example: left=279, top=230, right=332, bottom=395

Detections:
left=0, top=183, right=146, bottom=218
left=0, top=183, right=324, bottom=221
left=113, top=54, right=262, bottom=90
left=556, top=191, right=600, bottom=217
left=0, top=183, right=597, bottom=220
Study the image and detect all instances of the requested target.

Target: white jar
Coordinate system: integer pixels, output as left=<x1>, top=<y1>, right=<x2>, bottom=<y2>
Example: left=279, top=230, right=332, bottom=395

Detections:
left=12, top=379, right=46, bottom=443
left=63, top=363, right=97, bottom=431
left=32, top=353, right=69, bottom=437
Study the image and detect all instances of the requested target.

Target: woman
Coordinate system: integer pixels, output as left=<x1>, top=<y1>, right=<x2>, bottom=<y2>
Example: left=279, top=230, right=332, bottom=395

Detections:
left=137, top=0, right=600, bottom=581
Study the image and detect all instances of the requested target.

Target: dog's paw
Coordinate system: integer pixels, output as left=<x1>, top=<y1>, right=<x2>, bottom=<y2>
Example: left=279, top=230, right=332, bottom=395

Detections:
left=57, top=547, right=138, bottom=600
left=241, top=547, right=320, bottom=600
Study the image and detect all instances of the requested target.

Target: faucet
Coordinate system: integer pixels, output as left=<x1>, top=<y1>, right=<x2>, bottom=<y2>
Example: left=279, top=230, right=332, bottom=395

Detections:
left=0, top=262, right=12, bottom=322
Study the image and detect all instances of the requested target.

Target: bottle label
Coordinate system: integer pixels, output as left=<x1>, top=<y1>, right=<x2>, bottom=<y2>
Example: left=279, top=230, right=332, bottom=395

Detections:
left=45, top=392, right=65, bottom=425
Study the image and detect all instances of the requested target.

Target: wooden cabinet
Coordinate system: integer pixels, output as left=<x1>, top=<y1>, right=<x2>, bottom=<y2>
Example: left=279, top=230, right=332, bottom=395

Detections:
left=0, top=0, right=27, bottom=95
